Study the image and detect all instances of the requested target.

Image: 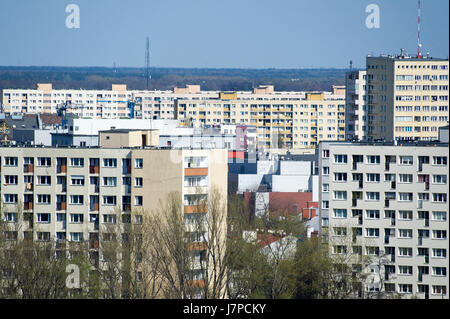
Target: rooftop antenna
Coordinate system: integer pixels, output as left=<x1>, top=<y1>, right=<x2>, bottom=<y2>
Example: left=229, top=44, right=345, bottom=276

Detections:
left=145, top=37, right=150, bottom=90
left=417, top=0, right=422, bottom=58
left=349, top=60, right=353, bottom=70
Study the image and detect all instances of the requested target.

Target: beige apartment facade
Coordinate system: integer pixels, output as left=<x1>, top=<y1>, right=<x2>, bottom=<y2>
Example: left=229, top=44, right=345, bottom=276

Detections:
left=365, top=54, right=449, bottom=141
left=175, top=91, right=346, bottom=149
left=0, top=146, right=228, bottom=298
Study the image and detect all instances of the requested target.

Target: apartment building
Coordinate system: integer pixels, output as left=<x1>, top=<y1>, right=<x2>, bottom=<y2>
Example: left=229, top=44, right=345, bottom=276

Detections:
left=318, top=140, right=449, bottom=299
left=175, top=91, right=346, bottom=149
left=0, top=146, right=228, bottom=297
left=2, top=83, right=132, bottom=119
left=345, top=70, right=367, bottom=141
left=365, top=52, right=449, bottom=141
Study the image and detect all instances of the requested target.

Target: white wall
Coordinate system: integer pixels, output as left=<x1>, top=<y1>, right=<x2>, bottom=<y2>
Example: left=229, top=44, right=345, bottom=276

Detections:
left=272, top=175, right=310, bottom=192
left=280, top=161, right=311, bottom=175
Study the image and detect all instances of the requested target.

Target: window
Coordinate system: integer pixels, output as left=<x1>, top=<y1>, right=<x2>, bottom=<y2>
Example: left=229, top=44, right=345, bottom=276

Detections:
left=432, top=248, right=447, bottom=258
left=134, top=177, right=143, bottom=187
left=399, top=156, right=413, bottom=165
left=334, top=172, right=347, bottom=182
left=366, top=210, right=380, bottom=219
left=102, top=196, right=116, bottom=205
left=135, top=158, right=143, bottom=168
left=398, top=193, right=413, bottom=202
left=322, top=200, right=329, bottom=209
left=432, top=193, right=447, bottom=203
left=398, top=284, right=413, bottom=294
left=103, top=158, right=117, bottom=167
left=4, top=175, right=18, bottom=185
left=322, top=167, right=329, bottom=175
left=333, top=209, right=347, bottom=219
left=432, top=175, right=447, bottom=184
left=365, top=228, right=379, bottom=237
left=36, top=213, right=50, bottom=223
left=398, top=174, right=413, bottom=183
left=432, top=230, right=447, bottom=240
left=70, top=232, right=83, bottom=242
left=398, top=210, right=413, bottom=220
left=3, top=194, right=18, bottom=203
left=70, top=214, right=84, bottom=223
left=56, top=213, right=66, bottom=222
left=37, top=157, right=51, bottom=166
left=366, top=173, right=380, bottom=182
left=70, top=195, right=84, bottom=205
left=70, top=175, right=85, bottom=186
left=70, top=158, right=84, bottom=167
left=37, top=232, right=51, bottom=242
left=432, top=156, right=447, bottom=165
left=135, top=196, right=143, bottom=206
left=322, top=184, right=329, bottom=192
left=3, top=212, right=18, bottom=223
left=366, top=155, right=380, bottom=164
left=432, top=267, right=447, bottom=277
left=134, top=215, right=143, bottom=224
left=432, top=286, right=447, bottom=296
left=333, top=245, right=347, bottom=254
left=102, top=214, right=117, bottom=224
left=103, top=177, right=117, bottom=187
left=398, top=266, right=413, bottom=275
left=333, top=191, right=347, bottom=200
left=4, top=157, right=18, bottom=166
left=37, top=194, right=51, bottom=204
left=432, top=211, right=447, bottom=221
left=366, top=246, right=379, bottom=256
left=398, top=229, right=413, bottom=238
left=322, top=150, right=330, bottom=158
left=333, top=227, right=347, bottom=236
left=334, top=154, right=347, bottom=164
left=366, top=192, right=380, bottom=201
left=398, top=247, right=413, bottom=257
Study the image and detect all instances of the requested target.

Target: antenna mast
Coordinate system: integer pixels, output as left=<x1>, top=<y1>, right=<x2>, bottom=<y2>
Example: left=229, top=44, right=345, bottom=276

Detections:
left=417, top=0, right=422, bottom=58
left=145, top=37, right=150, bottom=90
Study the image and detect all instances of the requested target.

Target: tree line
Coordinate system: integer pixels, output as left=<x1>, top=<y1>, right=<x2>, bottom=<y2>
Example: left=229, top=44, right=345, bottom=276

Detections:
left=0, top=189, right=400, bottom=299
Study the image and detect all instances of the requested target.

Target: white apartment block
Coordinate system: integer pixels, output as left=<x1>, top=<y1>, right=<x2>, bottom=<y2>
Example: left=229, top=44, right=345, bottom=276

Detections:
left=365, top=53, right=449, bottom=141
left=345, top=70, right=367, bottom=141
left=319, top=141, right=449, bottom=299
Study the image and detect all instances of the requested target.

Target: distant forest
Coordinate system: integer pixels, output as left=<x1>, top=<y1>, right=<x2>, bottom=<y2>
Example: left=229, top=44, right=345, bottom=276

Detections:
left=0, top=66, right=349, bottom=94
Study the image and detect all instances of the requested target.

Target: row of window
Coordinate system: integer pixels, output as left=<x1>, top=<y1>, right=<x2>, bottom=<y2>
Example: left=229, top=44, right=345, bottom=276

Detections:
left=331, top=173, right=447, bottom=184
left=327, top=154, right=447, bottom=166
left=3, top=194, right=143, bottom=206
left=332, top=246, right=447, bottom=258
left=2, top=157, right=144, bottom=169
left=329, top=191, right=447, bottom=202
left=332, top=208, right=447, bottom=219
left=333, top=227, right=447, bottom=239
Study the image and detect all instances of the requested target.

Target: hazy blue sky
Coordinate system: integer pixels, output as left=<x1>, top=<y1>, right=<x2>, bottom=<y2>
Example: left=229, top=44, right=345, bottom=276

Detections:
left=0, top=0, right=448, bottom=68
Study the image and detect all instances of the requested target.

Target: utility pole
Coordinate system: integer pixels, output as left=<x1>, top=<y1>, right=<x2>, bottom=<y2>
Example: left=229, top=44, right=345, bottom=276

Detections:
left=145, top=37, right=150, bottom=90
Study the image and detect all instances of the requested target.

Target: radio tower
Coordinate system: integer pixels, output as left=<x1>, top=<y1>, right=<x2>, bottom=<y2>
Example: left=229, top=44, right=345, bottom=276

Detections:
left=145, top=37, right=150, bottom=90
left=417, top=0, right=422, bottom=58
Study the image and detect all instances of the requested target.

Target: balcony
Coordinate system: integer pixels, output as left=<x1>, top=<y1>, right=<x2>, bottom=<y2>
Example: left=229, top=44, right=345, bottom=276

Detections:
left=56, top=202, right=67, bottom=211
left=385, top=199, right=390, bottom=208
left=56, top=165, right=67, bottom=174
left=185, top=167, right=208, bottom=176
left=391, top=181, right=396, bottom=189
left=89, top=202, right=99, bottom=211
left=184, top=205, right=208, bottom=214
left=122, top=204, right=131, bottom=212
left=24, top=202, right=33, bottom=211
left=25, top=183, right=33, bottom=192
left=89, top=166, right=99, bottom=174
left=23, top=164, right=34, bottom=173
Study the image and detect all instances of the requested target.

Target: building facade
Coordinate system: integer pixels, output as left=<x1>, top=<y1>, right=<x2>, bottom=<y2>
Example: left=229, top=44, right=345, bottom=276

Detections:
left=345, top=70, right=367, bottom=141
left=0, top=146, right=228, bottom=297
left=319, top=141, right=449, bottom=299
left=365, top=53, right=449, bottom=141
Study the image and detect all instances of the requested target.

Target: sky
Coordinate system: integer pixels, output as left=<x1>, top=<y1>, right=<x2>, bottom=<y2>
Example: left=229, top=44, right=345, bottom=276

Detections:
left=0, top=0, right=448, bottom=69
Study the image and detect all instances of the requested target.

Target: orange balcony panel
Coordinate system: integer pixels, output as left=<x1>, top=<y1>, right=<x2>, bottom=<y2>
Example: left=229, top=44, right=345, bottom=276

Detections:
left=186, top=242, right=208, bottom=251
left=184, top=167, right=208, bottom=176
left=184, top=205, right=208, bottom=214
left=186, top=279, right=205, bottom=289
